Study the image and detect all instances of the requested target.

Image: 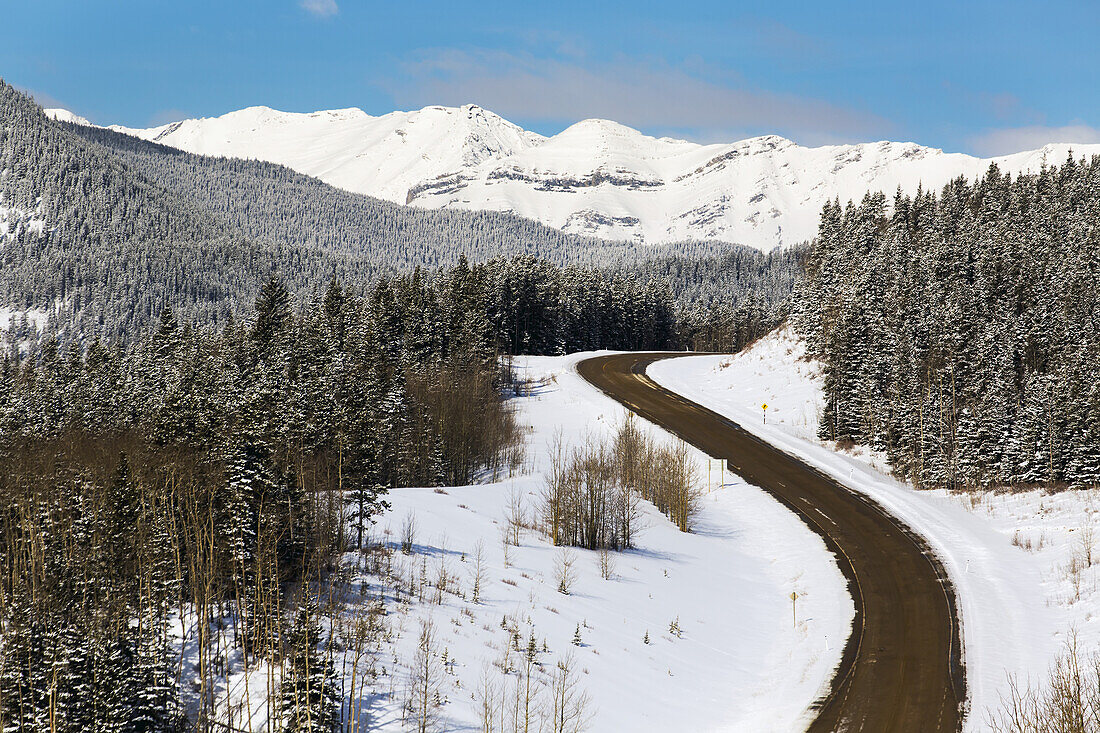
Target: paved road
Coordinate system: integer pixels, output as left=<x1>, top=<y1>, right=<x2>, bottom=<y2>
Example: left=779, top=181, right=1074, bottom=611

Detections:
left=577, top=352, right=966, bottom=733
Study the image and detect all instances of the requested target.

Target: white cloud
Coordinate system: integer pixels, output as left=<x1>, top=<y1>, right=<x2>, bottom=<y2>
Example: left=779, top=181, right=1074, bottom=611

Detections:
left=386, top=48, right=892, bottom=145
left=14, top=84, right=67, bottom=112
left=148, top=108, right=191, bottom=127
left=969, top=123, right=1100, bottom=157
left=300, top=0, right=338, bottom=17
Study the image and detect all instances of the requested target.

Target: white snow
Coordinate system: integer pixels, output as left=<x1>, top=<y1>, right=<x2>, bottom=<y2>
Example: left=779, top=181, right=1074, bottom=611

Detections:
left=0, top=194, right=46, bottom=243
left=51, top=104, right=1100, bottom=250
left=0, top=306, right=47, bottom=328
left=351, top=352, right=854, bottom=731
left=203, top=352, right=853, bottom=731
left=44, top=107, right=91, bottom=126
left=648, top=327, right=1100, bottom=730
left=0, top=304, right=51, bottom=351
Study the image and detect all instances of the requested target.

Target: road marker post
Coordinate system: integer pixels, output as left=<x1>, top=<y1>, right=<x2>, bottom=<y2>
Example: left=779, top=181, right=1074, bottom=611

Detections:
left=762, top=403, right=768, bottom=424
left=791, top=590, right=798, bottom=628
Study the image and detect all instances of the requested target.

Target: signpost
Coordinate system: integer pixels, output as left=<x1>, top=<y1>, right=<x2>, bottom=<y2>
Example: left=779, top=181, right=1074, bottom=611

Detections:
left=762, top=403, right=768, bottom=424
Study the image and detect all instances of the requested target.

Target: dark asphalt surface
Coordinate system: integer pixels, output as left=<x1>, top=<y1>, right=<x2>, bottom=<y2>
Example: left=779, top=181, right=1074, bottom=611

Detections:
left=577, top=352, right=966, bottom=733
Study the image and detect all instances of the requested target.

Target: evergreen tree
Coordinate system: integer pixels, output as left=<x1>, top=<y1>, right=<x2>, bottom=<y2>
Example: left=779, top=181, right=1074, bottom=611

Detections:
left=279, top=596, right=340, bottom=733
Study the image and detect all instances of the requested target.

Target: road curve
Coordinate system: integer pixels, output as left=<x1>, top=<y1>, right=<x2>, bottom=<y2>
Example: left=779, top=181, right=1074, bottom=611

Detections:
left=577, top=352, right=966, bottom=733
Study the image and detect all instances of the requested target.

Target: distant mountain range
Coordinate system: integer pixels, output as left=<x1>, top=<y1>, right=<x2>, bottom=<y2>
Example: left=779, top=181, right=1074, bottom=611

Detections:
left=49, top=104, right=1100, bottom=250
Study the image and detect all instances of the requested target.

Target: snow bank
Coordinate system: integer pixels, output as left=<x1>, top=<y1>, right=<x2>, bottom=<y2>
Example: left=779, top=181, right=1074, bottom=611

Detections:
left=0, top=305, right=48, bottom=349
left=649, top=327, right=1100, bottom=730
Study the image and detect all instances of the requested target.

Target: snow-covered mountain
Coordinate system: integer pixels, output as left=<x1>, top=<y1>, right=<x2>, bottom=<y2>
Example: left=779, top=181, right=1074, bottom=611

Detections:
left=47, top=104, right=1100, bottom=250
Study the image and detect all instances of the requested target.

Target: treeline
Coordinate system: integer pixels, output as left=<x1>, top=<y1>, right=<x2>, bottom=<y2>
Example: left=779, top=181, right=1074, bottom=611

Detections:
left=794, top=157, right=1100, bottom=490
left=622, top=245, right=808, bottom=352
left=0, top=270, right=526, bottom=730
left=458, top=256, right=677, bottom=354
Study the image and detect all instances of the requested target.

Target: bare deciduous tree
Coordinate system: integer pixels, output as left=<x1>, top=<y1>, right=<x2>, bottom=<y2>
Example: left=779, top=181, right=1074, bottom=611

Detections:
left=543, top=654, right=593, bottom=733
left=471, top=539, right=487, bottom=604
left=542, top=419, right=701, bottom=551
left=554, top=549, right=578, bottom=595
left=401, top=512, right=418, bottom=555
left=990, top=635, right=1100, bottom=732
left=405, top=619, right=445, bottom=733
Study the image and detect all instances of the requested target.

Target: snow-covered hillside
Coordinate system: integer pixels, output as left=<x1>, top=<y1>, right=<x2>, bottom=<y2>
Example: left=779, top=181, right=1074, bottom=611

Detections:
left=649, top=328, right=1100, bottom=731
left=47, top=105, right=1100, bottom=250
left=360, top=353, right=854, bottom=731
left=199, top=352, right=853, bottom=731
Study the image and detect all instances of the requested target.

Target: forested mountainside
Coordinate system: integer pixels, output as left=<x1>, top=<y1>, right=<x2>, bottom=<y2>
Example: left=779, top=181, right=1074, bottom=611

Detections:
left=795, top=158, right=1100, bottom=489
left=66, top=122, right=794, bottom=349
left=2, top=79, right=791, bottom=344
left=0, top=79, right=263, bottom=337
left=65, top=122, right=701, bottom=272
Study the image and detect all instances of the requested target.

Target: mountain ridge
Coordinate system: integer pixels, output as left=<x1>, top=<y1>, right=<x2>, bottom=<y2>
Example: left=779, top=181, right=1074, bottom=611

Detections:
left=48, top=104, right=1100, bottom=250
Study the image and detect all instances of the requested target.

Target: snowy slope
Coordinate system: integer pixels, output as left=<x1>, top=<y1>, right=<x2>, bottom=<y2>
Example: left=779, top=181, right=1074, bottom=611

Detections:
left=366, top=353, right=853, bottom=731
left=80, top=105, right=541, bottom=207
left=43, top=108, right=91, bottom=126
left=0, top=204, right=45, bottom=242
left=48, top=105, right=1100, bottom=250
left=648, top=328, right=1100, bottom=730
left=204, top=351, right=853, bottom=731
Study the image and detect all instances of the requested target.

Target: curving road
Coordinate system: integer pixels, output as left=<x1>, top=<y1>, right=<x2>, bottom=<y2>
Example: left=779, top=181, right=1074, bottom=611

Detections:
left=577, top=352, right=966, bottom=733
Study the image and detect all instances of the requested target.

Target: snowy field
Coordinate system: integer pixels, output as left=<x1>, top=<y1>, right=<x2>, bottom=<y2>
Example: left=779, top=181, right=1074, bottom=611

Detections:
left=648, top=327, right=1100, bottom=731
left=314, top=352, right=855, bottom=732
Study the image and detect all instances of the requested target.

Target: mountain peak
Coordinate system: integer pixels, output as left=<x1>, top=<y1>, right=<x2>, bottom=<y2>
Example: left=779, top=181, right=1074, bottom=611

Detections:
left=79, top=102, right=1100, bottom=250
left=45, top=108, right=91, bottom=126
left=557, top=118, right=665, bottom=141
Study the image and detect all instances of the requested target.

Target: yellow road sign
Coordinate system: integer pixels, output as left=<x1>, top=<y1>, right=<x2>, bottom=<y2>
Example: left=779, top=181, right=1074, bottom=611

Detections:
left=762, top=404, right=768, bottom=410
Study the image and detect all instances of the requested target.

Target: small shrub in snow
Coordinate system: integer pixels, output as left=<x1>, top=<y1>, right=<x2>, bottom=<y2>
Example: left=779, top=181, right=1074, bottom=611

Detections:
left=470, top=540, right=486, bottom=604
left=404, top=619, right=445, bottom=733
left=598, top=548, right=616, bottom=580
left=555, top=548, right=578, bottom=595
left=990, top=636, right=1100, bottom=733
left=401, top=513, right=418, bottom=555
left=543, top=416, right=701, bottom=550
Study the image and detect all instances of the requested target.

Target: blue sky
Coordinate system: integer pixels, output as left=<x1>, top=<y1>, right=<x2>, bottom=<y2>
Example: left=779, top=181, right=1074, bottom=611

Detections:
left=5, top=0, right=1100, bottom=155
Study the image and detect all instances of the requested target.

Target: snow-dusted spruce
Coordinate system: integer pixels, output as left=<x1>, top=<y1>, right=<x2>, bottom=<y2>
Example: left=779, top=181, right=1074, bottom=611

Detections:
left=792, top=160, right=1100, bottom=490
left=0, top=270, right=536, bottom=729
